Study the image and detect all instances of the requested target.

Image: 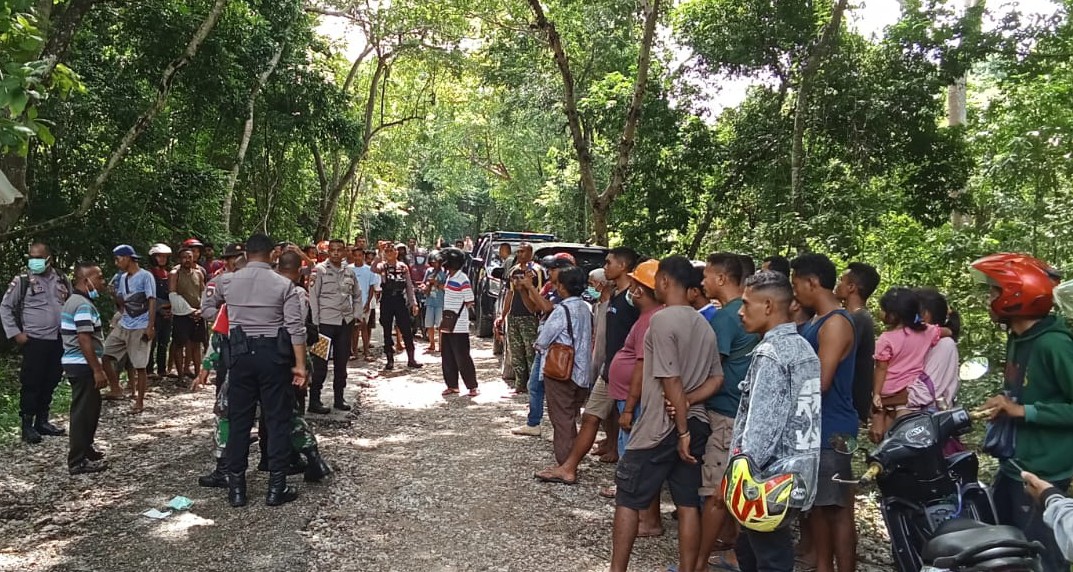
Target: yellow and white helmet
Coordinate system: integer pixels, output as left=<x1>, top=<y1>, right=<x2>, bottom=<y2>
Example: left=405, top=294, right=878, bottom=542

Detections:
left=721, top=454, right=809, bottom=532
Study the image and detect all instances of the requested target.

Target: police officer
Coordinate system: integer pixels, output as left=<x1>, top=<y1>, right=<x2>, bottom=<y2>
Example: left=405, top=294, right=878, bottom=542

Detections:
left=308, top=238, right=361, bottom=414
left=202, top=233, right=307, bottom=507
left=376, top=243, right=421, bottom=370
left=1, top=242, right=71, bottom=444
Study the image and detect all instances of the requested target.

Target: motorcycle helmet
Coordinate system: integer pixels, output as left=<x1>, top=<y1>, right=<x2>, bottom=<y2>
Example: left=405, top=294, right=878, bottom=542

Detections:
left=148, top=243, right=173, bottom=256
left=439, top=247, right=466, bottom=271
left=429, top=250, right=442, bottom=263
left=970, top=253, right=1055, bottom=319
left=316, top=240, right=330, bottom=253
left=182, top=238, right=204, bottom=248
left=721, top=454, right=808, bottom=533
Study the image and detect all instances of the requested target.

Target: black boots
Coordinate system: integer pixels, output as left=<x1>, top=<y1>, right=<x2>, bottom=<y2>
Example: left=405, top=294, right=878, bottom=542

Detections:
left=333, top=399, right=351, bottom=412
left=307, top=392, right=331, bottom=414
left=301, top=445, right=332, bottom=483
left=198, top=457, right=228, bottom=488
left=227, top=472, right=247, bottom=508
left=20, top=415, right=41, bottom=444
left=34, top=413, right=66, bottom=437
left=257, top=452, right=306, bottom=476
left=384, top=353, right=394, bottom=370
left=265, top=471, right=298, bottom=506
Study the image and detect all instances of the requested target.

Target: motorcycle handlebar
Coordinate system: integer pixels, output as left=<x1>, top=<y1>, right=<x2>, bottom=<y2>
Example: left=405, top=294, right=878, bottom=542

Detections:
left=970, top=408, right=995, bottom=421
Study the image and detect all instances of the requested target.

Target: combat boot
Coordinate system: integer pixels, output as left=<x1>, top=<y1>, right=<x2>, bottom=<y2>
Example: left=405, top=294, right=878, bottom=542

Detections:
left=20, top=415, right=41, bottom=444
left=198, top=457, right=228, bottom=488
left=301, top=445, right=332, bottom=483
left=307, top=391, right=330, bottom=414
left=34, top=412, right=66, bottom=436
left=227, top=472, right=247, bottom=508
left=265, top=471, right=298, bottom=506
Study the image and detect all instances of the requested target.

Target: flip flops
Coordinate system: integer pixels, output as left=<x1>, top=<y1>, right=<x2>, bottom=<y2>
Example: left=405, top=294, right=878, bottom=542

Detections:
left=441, top=388, right=460, bottom=396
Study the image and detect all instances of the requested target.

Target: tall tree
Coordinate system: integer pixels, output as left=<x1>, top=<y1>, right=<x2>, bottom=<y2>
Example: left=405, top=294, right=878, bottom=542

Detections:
left=526, top=0, right=662, bottom=245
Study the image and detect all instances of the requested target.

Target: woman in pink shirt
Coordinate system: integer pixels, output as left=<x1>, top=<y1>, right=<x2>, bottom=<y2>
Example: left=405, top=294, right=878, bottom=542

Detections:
left=869, top=287, right=942, bottom=443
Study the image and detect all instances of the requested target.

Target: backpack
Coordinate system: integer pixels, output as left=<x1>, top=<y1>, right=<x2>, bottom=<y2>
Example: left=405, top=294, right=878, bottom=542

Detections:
left=13, top=272, right=73, bottom=332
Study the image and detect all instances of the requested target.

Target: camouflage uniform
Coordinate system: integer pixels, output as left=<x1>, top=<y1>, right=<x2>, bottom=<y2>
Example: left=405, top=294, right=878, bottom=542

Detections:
left=507, top=315, right=539, bottom=392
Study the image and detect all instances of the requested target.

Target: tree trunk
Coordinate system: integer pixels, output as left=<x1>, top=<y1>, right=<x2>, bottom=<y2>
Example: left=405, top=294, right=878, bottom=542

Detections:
left=527, top=0, right=599, bottom=204
left=594, top=0, right=661, bottom=246
left=222, top=39, right=286, bottom=234
left=948, top=0, right=979, bottom=228
left=0, top=0, right=230, bottom=241
left=687, top=201, right=718, bottom=259
left=530, top=0, right=661, bottom=246
left=788, top=0, right=849, bottom=245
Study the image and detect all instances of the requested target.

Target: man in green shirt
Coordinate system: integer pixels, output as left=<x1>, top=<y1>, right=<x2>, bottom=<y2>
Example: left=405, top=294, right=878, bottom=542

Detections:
left=692, top=252, right=760, bottom=571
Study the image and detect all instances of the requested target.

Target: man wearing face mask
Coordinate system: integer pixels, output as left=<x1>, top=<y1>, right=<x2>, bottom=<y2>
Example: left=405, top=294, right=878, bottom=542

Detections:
left=2, top=242, right=73, bottom=444
left=61, top=262, right=109, bottom=474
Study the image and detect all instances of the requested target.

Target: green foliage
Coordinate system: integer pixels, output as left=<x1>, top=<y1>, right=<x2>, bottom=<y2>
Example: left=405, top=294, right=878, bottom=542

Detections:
left=0, top=1, right=83, bottom=154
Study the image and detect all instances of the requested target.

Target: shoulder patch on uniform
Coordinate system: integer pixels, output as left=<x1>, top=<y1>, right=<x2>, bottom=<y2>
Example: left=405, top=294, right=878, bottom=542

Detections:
left=205, top=284, right=216, bottom=298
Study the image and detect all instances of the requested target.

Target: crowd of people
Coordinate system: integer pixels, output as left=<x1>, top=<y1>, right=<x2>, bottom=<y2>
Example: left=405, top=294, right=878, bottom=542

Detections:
left=4, top=234, right=1073, bottom=571
left=492, top=244, right=1073, bottom=572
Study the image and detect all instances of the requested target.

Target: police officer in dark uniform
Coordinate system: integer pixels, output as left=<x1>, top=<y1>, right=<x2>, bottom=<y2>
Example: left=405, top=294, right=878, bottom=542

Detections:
left=202, top=233, right=307, bottom=507
left=375, top=243, right=421, bottom=370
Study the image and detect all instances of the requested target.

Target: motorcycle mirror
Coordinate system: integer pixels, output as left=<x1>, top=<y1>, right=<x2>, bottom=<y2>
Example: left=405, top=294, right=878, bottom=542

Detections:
left=959, top=357, right=989, bottom=381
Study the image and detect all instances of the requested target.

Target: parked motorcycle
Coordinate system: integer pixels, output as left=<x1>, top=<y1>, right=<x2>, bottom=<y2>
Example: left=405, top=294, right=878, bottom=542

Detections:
left=839, top=408, right=1044, bottom=571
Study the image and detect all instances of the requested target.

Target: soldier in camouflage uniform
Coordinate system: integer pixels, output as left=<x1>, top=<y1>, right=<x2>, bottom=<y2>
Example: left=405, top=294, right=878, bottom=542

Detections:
left=495, top=242, right=544, bottom=393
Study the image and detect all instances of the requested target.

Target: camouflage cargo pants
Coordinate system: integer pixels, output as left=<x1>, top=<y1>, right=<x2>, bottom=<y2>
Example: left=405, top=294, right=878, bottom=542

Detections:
left=507, top=315, right=539, bottom=392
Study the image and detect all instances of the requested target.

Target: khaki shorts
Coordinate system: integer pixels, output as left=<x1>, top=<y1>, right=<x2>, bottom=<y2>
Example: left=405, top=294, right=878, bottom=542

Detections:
left=699, top=409, right=735, bottom=496
left=104, top=326, right=151, bottom=370
left=583, top=378, right=615, bottom=420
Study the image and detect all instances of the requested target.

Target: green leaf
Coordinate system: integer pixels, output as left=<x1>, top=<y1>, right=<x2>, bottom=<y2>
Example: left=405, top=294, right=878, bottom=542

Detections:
left=8, top=89, right=28, bottom=116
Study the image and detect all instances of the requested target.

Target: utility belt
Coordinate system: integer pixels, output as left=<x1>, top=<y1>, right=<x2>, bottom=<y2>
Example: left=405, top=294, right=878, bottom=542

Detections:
left=226, top=326, right=295, bottom=368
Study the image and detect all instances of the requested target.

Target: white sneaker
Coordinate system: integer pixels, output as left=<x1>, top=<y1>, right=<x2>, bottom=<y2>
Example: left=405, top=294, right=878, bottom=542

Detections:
left=511, top=424, right=541, bottom=437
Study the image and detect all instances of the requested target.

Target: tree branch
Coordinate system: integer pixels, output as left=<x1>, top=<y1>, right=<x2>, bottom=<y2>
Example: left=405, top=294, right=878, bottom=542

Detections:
left=0, top=0, right=231, bottom=241
left=527, top=0, right=599, bottom=203
left=599, top=0, right=661, bottom=205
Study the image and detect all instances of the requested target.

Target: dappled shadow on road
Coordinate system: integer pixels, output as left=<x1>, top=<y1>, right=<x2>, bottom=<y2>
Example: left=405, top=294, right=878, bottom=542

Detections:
left=0, top=375, right=320, bottom=572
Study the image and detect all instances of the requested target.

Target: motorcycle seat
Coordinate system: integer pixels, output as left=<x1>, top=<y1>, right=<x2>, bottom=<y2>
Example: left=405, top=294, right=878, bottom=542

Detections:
left=923, top=519, right=1041, bottom=568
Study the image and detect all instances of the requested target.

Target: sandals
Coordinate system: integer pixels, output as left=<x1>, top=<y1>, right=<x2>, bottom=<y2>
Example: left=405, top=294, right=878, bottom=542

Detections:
left=466, top=389, right=479, bottom=397
left=441, top=388, right=461, bottom=396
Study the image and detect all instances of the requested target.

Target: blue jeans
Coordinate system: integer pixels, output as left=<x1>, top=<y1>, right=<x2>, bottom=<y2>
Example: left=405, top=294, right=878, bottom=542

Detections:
left=526, top=353, right=544, bottom=427
left=615, top=400, right=641, bottom=458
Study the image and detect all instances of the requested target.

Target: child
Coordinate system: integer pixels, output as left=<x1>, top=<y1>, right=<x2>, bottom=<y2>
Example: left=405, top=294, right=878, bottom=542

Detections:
left=870, top=287, right=943, bottom=444
left=423, top=254, right=446, bottom=352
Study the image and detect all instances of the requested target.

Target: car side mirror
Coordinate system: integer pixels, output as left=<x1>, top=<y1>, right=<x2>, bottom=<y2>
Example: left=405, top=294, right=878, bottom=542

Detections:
left=491, top=267, right=504, bottom=280
left=959, top=357, right=989, bottom=381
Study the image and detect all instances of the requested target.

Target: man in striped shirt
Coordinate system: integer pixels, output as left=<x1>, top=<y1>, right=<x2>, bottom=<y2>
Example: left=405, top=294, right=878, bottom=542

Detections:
left=61, top=262, right=109, bottom=475
left=439, top=248, right=478, bottom=397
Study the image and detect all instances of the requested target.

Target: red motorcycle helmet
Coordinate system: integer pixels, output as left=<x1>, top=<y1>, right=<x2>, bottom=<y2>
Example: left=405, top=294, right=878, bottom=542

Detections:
left=970, top=253, right=1056, bottom=319
left=183, top=238, right=204, bottom=248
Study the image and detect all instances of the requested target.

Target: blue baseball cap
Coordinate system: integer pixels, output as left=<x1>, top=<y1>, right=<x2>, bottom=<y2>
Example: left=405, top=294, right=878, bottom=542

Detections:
left=113, top=244, right=141, bottom=259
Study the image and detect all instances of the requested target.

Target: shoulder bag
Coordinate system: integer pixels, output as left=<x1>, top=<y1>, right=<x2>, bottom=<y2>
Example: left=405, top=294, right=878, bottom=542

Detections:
left=543, top=302, right=576, bottom=383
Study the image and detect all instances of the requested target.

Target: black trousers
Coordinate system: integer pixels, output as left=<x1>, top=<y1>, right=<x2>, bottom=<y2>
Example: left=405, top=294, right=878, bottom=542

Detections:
left=225, top=340, right=295, bottom=473
left=380, top=295, right=415, bottom=360
left=20, top=337, right=63, bottom=417
left=441, top=333, right=477, bottom=390
left=147, top=315, right=172, bottom=376
left=735, top=527, right=795, bottom=572
left=311, top=322, right=352, bottom=402
left=65, top=365, right=102, bottom=468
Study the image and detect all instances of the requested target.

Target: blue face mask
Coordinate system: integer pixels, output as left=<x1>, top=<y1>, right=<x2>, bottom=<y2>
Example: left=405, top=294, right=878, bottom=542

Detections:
left=28, top=258, right=48, bottom=274
left=585, top=286, right=599, bottom=300
left=87, top=288, right=99, bottom=300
